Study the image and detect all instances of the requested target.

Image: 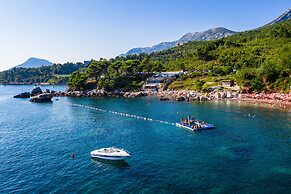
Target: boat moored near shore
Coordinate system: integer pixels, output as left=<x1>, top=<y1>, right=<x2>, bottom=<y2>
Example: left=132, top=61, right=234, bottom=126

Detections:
left=90, top=147, right=130, bottom=161
left=176, top=122, right=215, bottom=131
left=176, top=116, right=215, bottom=131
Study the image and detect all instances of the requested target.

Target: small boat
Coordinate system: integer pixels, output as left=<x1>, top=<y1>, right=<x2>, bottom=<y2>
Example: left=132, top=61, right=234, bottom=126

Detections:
left=90, top=147, right=130, bottom=161
left=176, top=121, right=215, bottom=131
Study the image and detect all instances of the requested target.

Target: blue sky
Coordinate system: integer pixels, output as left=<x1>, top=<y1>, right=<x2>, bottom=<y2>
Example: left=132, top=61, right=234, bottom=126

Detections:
left=0, top=0, right=290, bottom=70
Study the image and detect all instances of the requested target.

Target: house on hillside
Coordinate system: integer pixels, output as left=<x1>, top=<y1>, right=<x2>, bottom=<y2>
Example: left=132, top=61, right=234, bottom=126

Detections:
left=221, top=80, right=234, bottom=87
left=143, top=77, right=166, bottom=90
left=143, top=71, right=184, bottom=90
left=154, top=71, right=183, bottom=78
left=176, top=42, right=184, bottom=46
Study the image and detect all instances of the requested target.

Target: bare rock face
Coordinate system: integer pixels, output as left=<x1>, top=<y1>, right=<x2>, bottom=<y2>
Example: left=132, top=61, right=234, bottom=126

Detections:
left=30, top=93, right=53, bottom=103
left=128, top=92, right=142, bottom=98
left=124, top=91, right=147, bottom=98
left=14, top=92, right=31, bottom=98
left=31, top=87, right=43, bottom=96
left=123, top=92, right=130, bottom=97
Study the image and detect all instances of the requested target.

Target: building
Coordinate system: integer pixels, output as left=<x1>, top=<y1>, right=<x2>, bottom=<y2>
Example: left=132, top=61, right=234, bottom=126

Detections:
left=221, top=80, right=234, bottom=87
left=176, top=42, right=184, bottom=46
left=143, top=83, right=160, bottom=90
left=154, top=71, right=183, bottom=78
left=143, top=77, right=166, bottom=90
left=143, top=71, right=184, bottom=90
left=146, top=77, right=166, bottom=84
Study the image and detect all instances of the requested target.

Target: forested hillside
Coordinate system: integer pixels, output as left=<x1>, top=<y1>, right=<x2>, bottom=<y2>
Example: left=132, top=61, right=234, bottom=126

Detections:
left=68, top=20, right=290, bottom=92
left=0, top=62, right=90, bottom=84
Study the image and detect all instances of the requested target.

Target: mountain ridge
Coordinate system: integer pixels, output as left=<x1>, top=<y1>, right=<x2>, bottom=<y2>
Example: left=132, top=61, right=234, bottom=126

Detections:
left=121, top=27, right=236, bottom=56
left=264, top=8, right=291, bottom=26
left=16, top=57, right=53, bottom=68
left=121, top=8, right=291, bottom=56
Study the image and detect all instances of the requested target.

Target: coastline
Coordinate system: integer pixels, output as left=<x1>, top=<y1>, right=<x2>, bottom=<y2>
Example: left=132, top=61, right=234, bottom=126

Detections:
left=9, top=84, right=290, bottom=110
left=235, top=98, right=291, bottom=110
left=51, top=89, right=291, bottom=110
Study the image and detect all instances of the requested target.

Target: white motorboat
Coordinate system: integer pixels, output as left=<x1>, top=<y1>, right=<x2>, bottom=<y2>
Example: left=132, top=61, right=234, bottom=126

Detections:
left=90, top=147, right=130, bottom=161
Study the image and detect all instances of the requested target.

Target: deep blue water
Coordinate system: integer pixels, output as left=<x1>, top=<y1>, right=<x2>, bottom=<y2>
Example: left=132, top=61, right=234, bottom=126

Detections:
left=0, top=85, right=290, bottom=193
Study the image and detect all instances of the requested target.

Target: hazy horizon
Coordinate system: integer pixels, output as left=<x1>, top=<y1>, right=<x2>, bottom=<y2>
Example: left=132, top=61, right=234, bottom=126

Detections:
left=0, top=0, right=290, bottom=71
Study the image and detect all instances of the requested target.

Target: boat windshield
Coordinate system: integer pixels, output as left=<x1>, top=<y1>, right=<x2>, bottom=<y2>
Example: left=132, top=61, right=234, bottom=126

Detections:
left=102, top=148, right=120, bottom=153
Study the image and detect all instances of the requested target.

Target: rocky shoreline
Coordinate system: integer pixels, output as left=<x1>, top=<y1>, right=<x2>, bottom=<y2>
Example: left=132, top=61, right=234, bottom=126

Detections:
left=157, top=90, right=239, bottom=101
left=52, top=89, right=148, bottom=98
left=14, top=87, right=291, bottom=108
left=51, top=89, right=291, bottom=107
left=52, top=89, right=289, bottom=100
left=51, top=89, right=238, bottom=100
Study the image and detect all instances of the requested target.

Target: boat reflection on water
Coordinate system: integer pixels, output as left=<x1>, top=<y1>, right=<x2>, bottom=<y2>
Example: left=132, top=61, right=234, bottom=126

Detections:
left=91, top=158, right=130, bottom=169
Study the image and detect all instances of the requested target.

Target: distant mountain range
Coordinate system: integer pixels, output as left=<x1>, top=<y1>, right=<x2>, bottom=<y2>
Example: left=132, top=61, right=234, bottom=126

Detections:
left=264, top=8, right=291, bottom=26
left=16, top=57, right=53, bottom=68
left=121, top=27, right=236, bottom=56
left=121, top=8, right=291, bottom=56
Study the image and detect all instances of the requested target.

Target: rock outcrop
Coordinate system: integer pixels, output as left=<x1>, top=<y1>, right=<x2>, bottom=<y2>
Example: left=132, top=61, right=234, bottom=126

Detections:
left=29, top=93, right=53, bottom=102
left=14, top=92, right=31, bottom=98
left=176, top=96, right=186, bottom=101
left=31, top=87, right=42, bottom=96
left=124, top=91, right=147, bottom=98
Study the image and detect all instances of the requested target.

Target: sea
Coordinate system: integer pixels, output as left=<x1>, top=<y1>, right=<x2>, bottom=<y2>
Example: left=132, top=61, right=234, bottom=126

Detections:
left=0, top=85, right=290, bottom=193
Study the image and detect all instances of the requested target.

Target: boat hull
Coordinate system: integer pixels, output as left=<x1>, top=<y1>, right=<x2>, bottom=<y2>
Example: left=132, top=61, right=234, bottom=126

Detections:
left=91, top=154, right=128, bottom=161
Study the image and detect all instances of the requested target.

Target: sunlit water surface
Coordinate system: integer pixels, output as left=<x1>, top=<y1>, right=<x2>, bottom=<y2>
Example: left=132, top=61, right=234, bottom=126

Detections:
left=0, top=85, right=290, bottom=193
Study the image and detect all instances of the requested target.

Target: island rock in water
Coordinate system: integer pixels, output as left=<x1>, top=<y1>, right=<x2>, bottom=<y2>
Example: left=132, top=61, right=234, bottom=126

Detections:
left=30, top=93, right=53, bottom=103
left=31, top=87, right=43, bottom=96
left=14, top=92, right=31, bottom=98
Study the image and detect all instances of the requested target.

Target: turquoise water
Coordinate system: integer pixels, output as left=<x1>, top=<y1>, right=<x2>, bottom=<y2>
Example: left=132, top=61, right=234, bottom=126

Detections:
left=0, top=85, right=290, bottom=193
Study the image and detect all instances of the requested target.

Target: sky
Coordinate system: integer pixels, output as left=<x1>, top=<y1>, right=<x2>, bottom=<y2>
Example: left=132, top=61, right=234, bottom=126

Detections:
left=0, top=0, right=290, bottom=71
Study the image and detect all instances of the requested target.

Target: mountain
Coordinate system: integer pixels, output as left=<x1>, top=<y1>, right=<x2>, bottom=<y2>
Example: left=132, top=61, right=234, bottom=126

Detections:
left=122, top=9, right=291, bottom=56
left=178, top=27, right=236, bottom=42
left=264, top=8, right=291, bottom=26
left=16, top=57, right=53, bottom=68
left=124, top=42, right=176, bottom=56
left=122, top=27, right=236, bottom=56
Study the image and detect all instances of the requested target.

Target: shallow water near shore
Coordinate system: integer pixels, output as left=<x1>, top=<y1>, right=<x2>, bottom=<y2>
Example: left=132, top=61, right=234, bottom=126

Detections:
left=0, top=85, right=290, bottom=193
